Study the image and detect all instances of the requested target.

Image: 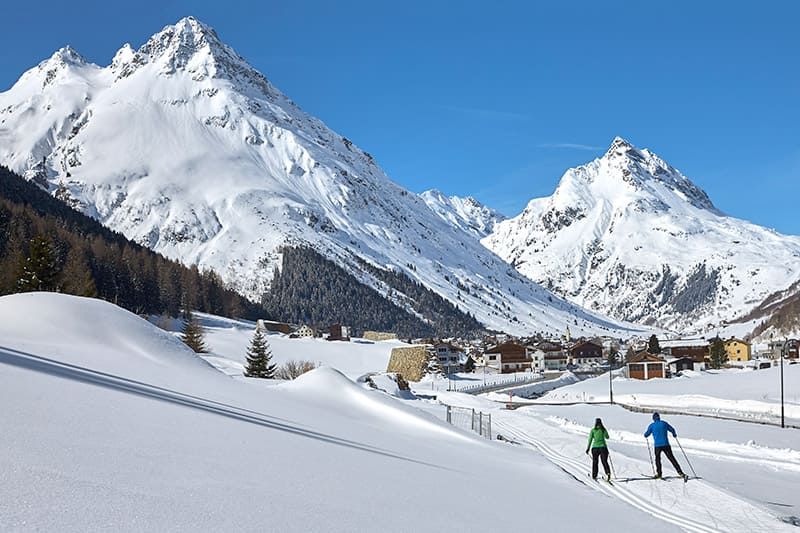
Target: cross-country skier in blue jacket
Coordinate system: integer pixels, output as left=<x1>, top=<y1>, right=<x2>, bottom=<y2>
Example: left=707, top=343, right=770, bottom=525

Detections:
left=644, top=412, right=687, bottom=480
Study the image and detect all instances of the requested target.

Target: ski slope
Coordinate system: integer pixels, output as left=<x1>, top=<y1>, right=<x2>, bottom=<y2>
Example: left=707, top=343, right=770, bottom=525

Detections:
left=0, top=293, right=667, bottom=532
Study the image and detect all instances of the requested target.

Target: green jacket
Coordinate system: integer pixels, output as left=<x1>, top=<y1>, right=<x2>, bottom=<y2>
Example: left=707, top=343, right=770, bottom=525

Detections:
left=587, top=427, right=609, bottom=449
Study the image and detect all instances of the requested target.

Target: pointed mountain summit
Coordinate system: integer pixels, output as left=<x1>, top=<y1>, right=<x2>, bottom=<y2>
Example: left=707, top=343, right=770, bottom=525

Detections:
left=484, top=138, right=800, bottom=332
left=0, top=17, right=640, bottom=337
left=550, top=137, right=716, bottom=213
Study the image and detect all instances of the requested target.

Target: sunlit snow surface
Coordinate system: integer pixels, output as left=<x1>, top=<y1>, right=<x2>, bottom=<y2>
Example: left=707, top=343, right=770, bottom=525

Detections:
left=0, top=292, right=669, bottom=532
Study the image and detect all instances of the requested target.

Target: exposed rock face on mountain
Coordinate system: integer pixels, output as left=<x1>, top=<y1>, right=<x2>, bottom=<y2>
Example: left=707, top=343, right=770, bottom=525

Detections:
left=421, top=189, right=506, bottom=239
left=483, top=137, right=800, bottom=332
left=0, top=17, right=639, bottom=337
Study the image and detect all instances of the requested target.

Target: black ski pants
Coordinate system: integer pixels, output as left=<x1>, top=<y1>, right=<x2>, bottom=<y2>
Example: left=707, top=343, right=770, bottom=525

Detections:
left=591, top=446, right=610, bottom=479
left=654, top=445, right=683, bottom=477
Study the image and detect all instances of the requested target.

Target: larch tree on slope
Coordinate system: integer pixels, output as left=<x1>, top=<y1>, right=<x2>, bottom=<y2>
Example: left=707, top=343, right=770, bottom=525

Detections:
left=244, top=327, right=276, bottom=379
left=181, top=311, right=207, bottom=353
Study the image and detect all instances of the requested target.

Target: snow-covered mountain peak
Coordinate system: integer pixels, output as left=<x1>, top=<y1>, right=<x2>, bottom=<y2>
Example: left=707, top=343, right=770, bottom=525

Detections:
left=484, top=139, right=800, bottom=332
left=46, top=46, right=88, bottom=67
left=421, top=189, right=506, bottom=239
left=111, top=16, right=262, bottom=87
left=606, top=135, right=634, bottom=155
left=22, top=46, right=94, bottom=88
left=550, top=137, right=716, bottom=214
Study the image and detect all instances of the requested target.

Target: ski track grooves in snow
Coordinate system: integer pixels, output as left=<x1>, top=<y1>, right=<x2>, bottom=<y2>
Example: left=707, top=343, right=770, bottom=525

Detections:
left=496, top=422, right=724, bottom=533
left=0, top=345, right=454, bottom=471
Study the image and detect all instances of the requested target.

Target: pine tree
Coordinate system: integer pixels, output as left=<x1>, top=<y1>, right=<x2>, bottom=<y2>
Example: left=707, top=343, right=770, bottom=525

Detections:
left=647, top=334, right=661, bottom=355
left=181, top=311, right=207, bottom=353
left=709, top=336, right=727, bottom=369
left=464, top=355, right=476, bottom=373
left=244, top=327, right=276, bottom=378
left=17, top=235, right=60, bottom=292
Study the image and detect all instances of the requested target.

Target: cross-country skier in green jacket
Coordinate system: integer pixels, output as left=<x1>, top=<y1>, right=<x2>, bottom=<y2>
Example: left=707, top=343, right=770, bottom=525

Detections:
left=585, top=418, right=612, bottom=481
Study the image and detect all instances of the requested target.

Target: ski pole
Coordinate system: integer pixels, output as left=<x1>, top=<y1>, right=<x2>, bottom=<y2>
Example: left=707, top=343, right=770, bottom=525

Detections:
left=645, top=437, right=655, bottom=477
left=675, top=436, right=697, bottom=479
left=607, top=450, right=616, bottom=480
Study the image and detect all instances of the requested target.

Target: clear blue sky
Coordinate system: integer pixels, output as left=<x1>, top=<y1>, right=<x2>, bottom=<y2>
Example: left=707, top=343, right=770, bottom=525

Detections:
left=2, top=1, right=798, bottom=234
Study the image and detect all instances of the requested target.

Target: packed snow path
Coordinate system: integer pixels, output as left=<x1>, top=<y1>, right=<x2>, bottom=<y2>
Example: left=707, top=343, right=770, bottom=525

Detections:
left=493, top=410, right=797, bottom=532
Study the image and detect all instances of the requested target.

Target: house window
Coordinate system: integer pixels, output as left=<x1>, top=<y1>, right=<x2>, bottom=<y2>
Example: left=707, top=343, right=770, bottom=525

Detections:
left=629, top=364, right=644, bottom=372
left=489, top=355, right=497, bottom=361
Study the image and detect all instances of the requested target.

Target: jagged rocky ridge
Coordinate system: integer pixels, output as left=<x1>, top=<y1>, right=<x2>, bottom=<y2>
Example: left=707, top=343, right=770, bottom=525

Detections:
left=420, top=189, right=506, bottom=239
left=0, top=17, right=642, bottom=337
left=483, top=137, right=800, bottom=333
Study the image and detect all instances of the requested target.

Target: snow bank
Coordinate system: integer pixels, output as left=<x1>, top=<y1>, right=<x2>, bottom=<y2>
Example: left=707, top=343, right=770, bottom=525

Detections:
left=1, top=293, right=668, bottom=531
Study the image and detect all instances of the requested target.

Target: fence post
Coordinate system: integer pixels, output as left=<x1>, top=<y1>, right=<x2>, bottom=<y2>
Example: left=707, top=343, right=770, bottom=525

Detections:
left=446, top=405, right=451, bottom=424
left=479, top=412, right=483, bottom=436
left=471, top=408, right=475, bottom=431
left=488, top=414, right=492, bottom=440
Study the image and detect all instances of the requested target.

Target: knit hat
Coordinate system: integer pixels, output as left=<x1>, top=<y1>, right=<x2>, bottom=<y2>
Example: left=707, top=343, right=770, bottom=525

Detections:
left=652, top=412, right=660, bottom=420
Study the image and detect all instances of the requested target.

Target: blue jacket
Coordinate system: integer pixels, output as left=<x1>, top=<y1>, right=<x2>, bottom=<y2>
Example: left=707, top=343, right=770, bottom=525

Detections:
left=644, top=420, right=676, bottom=447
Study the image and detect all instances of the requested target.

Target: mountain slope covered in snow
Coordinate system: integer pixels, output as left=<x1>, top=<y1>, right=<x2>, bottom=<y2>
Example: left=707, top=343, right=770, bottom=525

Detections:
left=0, top=17, right=641, bottom=337
left=483, top=138, right=800, bottom=332
left=421, top=189, right=506, bottom=239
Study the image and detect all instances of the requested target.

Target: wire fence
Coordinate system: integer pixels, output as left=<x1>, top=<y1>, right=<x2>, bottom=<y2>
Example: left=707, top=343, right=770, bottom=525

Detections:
left=453, top=372, right=545, bottom=395
left=445, top=405, right=492, bottom=439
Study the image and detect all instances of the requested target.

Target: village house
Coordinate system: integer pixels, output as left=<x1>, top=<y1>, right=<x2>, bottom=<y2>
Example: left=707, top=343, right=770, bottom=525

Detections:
left=484, top=342, right=534, bottom=374
left=432, top=342, right=465, bottom=374
left=766, top=339, right=799, bottom=360
left=659, top=338, right=709, bottom=364
left=327, top=324, right=350, bottom=342
left=569, top=339, right=604, bottom=366
left=292, top=324, right=315, bottom=338
left=626, top=352, right=667, bottom=380
left=724, top=338, right=751, bottom=362
left=666, top=356, right=696, bottom=375
left=529, top=349, right=547, bottom=374
left=788, top=340, right=800, bottom=360
left=533, top=340, right=569, bottom=371
left=256, top=319, right=292, bottom=335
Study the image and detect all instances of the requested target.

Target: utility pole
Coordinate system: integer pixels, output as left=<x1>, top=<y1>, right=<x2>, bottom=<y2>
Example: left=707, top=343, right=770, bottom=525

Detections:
left=781, top=339, right=786, bottom=428
left=609, top=366, right=614, bottom=405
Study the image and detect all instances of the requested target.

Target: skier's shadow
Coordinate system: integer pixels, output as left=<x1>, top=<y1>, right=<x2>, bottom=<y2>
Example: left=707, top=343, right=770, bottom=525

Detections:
left=0, top=345, right=453, bottom=470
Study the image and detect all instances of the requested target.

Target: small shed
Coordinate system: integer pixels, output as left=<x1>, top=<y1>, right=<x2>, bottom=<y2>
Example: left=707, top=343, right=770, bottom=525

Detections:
left=666, top=356, right=695, bottom=374
left=627, top=352, right=666, bottom=380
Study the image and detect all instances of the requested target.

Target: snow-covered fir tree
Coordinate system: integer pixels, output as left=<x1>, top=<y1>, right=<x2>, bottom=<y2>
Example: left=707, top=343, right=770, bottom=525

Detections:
left=180, top=311, right=207, bottom=353
left=244, top=327, right=276, bottom=378
left=17, top=235, right=60, bottom=292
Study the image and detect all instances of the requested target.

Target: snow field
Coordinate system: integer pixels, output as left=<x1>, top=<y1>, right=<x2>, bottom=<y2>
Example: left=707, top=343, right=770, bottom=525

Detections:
left=0, top=293, right=666, bottom=532
left=531, top=368, right=800, bottom=425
